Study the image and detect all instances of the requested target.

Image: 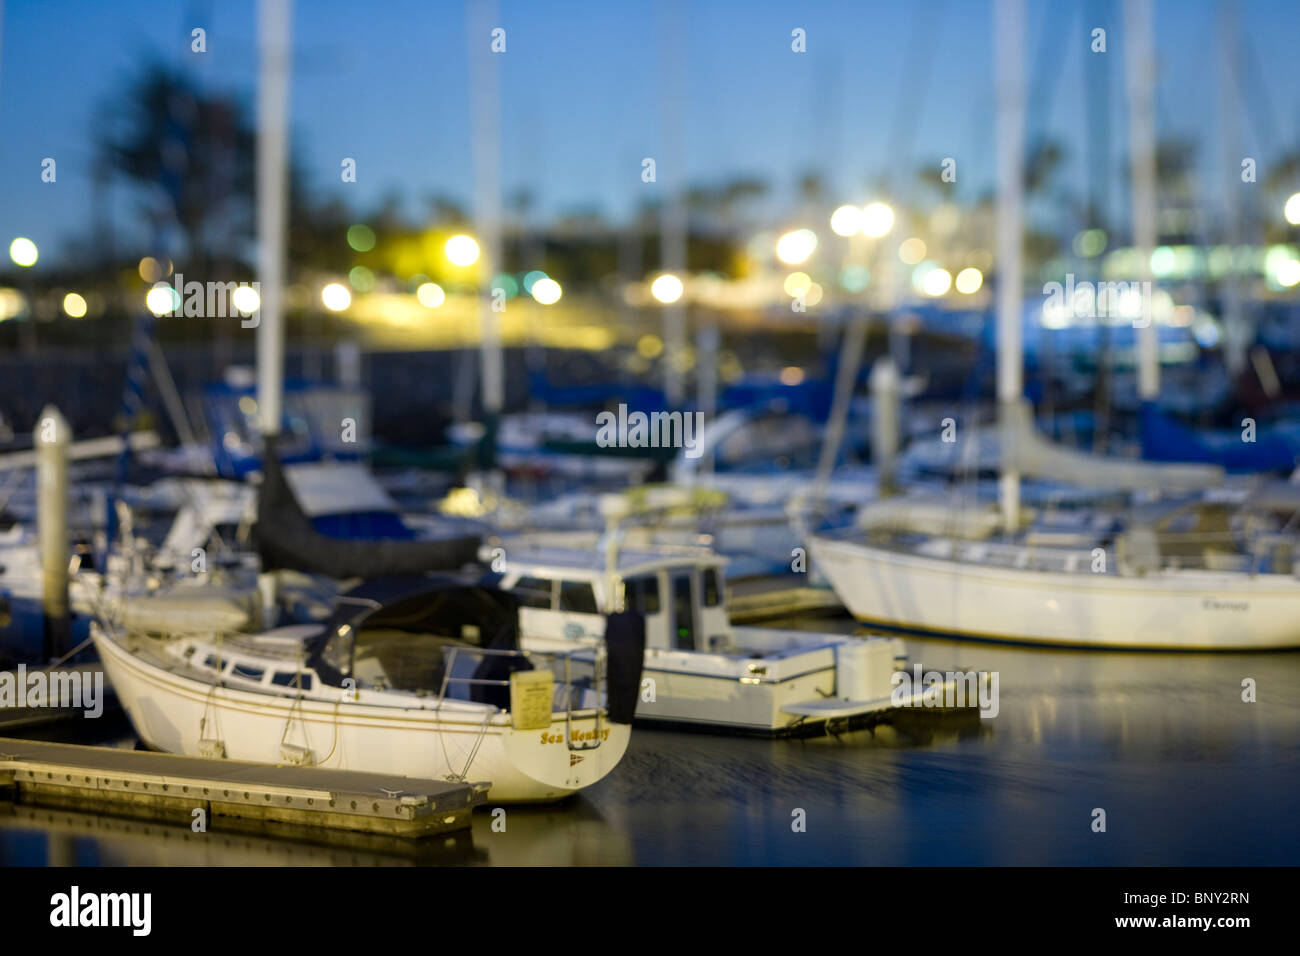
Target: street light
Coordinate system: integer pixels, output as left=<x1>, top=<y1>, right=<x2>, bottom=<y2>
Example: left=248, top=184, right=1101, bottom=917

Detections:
left=531, top=277, right=562, bottom=304
left=830, top=205, right=862, bottom=237
left=1285, top=193, right=1300, bottom=226
left=445, top=234, right=480, bottom=267
left=321, top=283, right=352, bottom=311
left=650, top=273, right=684, bottom=304
left=776, top=229, right=818, bottom=265
left=9, top=238, right=38, bottom=267
left=860, top=203, right=895, bottom=238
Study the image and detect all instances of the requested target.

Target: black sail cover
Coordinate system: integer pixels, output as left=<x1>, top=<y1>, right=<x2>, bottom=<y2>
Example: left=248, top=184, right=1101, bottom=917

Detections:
left=603, top=611, right=646, bottom=725
left=253, top=435, right=481, bottom=578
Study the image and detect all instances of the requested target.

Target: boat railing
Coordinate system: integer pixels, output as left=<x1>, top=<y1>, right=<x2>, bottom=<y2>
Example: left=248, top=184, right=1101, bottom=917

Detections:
left=435, top=644, right=606, bottom=751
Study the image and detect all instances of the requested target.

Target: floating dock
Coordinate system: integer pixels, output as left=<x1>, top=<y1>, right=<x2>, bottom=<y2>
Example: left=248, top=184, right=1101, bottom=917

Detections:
left=0, top=737, right=487, bottom=838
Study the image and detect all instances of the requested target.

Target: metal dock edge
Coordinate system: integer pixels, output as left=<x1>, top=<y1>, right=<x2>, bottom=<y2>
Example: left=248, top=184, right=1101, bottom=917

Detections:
left=0, top=737, right=488, bottom=838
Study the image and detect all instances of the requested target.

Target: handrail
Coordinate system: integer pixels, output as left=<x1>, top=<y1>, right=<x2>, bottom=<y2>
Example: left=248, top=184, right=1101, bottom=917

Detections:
left=435, top=643, right=607, bottom=752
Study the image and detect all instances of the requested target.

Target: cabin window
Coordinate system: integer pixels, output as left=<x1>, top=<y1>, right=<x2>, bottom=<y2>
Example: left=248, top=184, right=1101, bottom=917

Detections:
left=230, top=663, right=265, bottom=681
left=203, top=654, right=227, bottom=672
left=671, top=573, right=696, bottom=651
left=559, top=581, right=599, bottom=615
left=624, top=575, right=661, bottom=614
left=703, top=568, right=721, bottom=607
left=512, top=576, right=555, bottom=609
left=272, top=671, right=313, bottom=691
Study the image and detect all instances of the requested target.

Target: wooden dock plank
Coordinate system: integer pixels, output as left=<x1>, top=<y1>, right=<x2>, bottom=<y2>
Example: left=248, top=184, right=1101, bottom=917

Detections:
left=0, top=737, right=487, bottom=838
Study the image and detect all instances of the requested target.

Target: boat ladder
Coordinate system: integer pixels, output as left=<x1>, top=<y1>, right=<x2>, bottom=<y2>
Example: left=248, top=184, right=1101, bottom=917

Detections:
left=563, top=647, right=605, bottom=752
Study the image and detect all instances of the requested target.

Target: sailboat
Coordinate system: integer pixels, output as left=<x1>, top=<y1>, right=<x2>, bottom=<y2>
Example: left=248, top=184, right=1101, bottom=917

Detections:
left=809, top=0, right=1300, bottom=651
left=92, top=573, right=641, bottom=802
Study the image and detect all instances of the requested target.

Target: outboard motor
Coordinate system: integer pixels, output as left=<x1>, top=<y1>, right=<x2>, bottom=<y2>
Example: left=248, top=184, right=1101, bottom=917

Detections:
left=603, top=611, right=646, bottom=724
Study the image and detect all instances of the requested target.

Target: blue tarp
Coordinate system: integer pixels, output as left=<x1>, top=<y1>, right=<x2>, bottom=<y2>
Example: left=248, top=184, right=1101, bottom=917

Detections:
left=1139, top=401, right=1300, bottom=473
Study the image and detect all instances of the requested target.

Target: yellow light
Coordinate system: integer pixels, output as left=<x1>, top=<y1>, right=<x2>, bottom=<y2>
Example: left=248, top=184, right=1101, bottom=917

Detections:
left=860, top=203, right=894, bottom=238
left=955, top=267, right=983, bottom=294
left=531, top=277, right=562, bottom=304
left=779, top=366, right=805, bottom=386
left=146, top=283, right=178, bottom=316
left=0, top=288, right=26, bottom=321
left=1277, top=259, right=1300, bottom=288
left=416, top=281, right=446, bottom=307
left=62, top=292, right=88, bottom=318
left=9, top=238, right=38, bottom=267
left=1285, top=193, right=1300, bottom=226
left=137, top=256, right=168, bottom=282
left=776, top=229, right=818, bottom=265
left=922, top=268, right=952, bottom=297
left=650, top=273, right=684, bottom=304
left=445, top=234, right=480, bottom=267
left=637, top=334, right=663, bottom=358
left=829, top=205, right=862, bottom=237
left=898, top=237, right=927, bottom=265
left=783, top=272, right=812, bottom=297
left=232, top=286, right=260, bottom=314
left=321, top=282, right=352, bottom=311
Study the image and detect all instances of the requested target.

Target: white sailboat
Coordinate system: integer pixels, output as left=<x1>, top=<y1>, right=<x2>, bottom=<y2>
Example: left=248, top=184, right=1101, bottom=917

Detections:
left=92, top=575, right=636, bottom=802
left=808, top=0, right=1300, bottom=651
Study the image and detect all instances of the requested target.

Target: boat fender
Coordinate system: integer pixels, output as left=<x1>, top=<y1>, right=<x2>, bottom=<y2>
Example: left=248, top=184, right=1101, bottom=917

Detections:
left=604, top=612, right=646, bottom=725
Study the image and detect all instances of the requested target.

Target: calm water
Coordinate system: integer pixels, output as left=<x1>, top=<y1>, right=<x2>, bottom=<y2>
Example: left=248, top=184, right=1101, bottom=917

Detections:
left=3, top=623, right=1298, bottom=865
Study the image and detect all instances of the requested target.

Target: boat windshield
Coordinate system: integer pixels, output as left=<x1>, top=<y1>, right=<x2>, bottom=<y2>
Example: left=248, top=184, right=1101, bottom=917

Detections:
left=319, top=586, right=528, bottom=700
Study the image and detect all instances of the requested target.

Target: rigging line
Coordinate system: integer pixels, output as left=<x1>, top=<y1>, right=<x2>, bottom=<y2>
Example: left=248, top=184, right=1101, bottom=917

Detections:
left=883, top=0, right=947, bottom=203
left=1025, top=0, right=1074, bottom=146
left=1235, top=26, right=1286, bottom=160
left=317, top=700, right=341, bottom=766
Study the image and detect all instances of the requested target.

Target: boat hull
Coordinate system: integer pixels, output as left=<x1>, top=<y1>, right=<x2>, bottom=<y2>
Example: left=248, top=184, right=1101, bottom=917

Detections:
left=810, top=536, right=1300, bottom=651
left=523, top=634, right=904, bottom=734
left=93, top=627, right=630, bottom=803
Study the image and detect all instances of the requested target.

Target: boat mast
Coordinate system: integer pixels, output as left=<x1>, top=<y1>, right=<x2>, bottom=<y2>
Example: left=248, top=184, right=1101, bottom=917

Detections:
left=657, top=0, right=687, bottom=408
left=1216, top=0, right=1246, bottom=380
left=994, top=0, right=1025, bottom=534
left=1124, top=0, right=1159, bottom=404
left=468, top=0, right=504, bottom=485
left=256, top=0, right=292, bottom=440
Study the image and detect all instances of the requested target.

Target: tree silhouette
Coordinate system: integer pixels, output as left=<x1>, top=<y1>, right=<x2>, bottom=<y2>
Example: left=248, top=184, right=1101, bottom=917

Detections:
left=98, top=64, right=256, bottom=274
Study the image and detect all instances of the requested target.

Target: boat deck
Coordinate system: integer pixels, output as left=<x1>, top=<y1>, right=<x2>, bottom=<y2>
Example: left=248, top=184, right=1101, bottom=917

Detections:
left=0, top=736, right=486, bottom=837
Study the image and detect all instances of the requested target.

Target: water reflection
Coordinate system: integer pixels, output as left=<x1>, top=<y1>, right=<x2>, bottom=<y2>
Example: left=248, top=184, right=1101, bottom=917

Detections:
left=2, top=619, right=1296, bottom=865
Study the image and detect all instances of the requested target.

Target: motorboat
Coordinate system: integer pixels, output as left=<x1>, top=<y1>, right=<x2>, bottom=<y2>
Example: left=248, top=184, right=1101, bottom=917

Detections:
left=485, top=534, right=969, bottom=735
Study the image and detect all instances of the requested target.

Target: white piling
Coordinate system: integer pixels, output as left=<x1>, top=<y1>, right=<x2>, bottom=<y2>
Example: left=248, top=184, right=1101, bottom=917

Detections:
left=335, top=341, right=362, bottom=389
left=870, top=358, right=900, bottom=495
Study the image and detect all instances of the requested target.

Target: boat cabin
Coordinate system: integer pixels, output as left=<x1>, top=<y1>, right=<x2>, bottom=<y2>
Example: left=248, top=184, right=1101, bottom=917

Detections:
left=490, top=546, right=732, bottom=652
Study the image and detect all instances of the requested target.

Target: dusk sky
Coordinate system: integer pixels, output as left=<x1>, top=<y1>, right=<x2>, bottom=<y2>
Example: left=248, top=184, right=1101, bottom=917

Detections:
left=3, top=0, right=1299, bottom=265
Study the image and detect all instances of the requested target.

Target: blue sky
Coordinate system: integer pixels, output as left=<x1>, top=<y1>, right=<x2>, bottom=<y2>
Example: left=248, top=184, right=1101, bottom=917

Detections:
left=2, top=0, right=1299, bottom=265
